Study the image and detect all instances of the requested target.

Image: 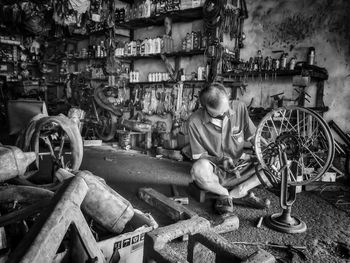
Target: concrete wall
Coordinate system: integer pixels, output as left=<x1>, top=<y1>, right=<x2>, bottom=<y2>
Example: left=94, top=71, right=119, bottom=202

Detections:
left=240, top=0, right=350, bottom=136
left=130, top=0, right=350, bottom=138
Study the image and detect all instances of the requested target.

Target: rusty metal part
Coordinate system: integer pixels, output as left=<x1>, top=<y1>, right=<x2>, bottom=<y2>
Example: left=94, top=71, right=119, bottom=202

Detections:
left=78, top=170, right=134, bottom=234
left=0, top=146, right=36, bottom=181
left=7, top=176, right=106, bottom=263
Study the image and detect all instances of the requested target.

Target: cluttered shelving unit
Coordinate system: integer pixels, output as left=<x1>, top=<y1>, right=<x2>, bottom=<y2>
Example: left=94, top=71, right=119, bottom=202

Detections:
left=222, top=64, right=329, bottom=122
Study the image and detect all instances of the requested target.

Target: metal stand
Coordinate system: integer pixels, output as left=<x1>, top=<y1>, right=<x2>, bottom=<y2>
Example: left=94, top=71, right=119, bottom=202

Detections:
left=265, top=145, right=307, bottom=234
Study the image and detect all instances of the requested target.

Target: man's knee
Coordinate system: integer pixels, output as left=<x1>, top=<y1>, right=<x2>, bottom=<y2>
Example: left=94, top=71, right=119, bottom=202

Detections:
left=191, top=159, right=213, bottom=179
left=191, top=159, right=229, bottom=196
left=190, top=159, right=219, bottom=186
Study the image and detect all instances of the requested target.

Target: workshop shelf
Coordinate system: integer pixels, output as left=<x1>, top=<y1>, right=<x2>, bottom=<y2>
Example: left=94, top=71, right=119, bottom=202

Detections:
left=116, top=7, right=203, bottom=29
left=223, top=66, right=329, bottom=81
left=116, top=49, right=205, bottom=60
left=128, top=80, right=242, bottom=86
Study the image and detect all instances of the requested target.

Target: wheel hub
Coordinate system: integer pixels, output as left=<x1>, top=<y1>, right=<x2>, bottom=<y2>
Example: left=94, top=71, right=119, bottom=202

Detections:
left=275, top=132, right=301, bottom=160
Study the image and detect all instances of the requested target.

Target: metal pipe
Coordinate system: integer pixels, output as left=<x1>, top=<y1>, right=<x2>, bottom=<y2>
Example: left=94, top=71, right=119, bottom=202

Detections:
left=329, top=120, right=350, bottom=148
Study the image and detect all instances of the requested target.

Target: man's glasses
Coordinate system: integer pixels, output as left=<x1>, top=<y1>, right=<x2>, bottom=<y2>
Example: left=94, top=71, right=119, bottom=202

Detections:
left=206, top=108, right=228, bottom=120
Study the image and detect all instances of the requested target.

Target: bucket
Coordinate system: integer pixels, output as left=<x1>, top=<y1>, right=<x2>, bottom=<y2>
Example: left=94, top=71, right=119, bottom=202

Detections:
left=78, top=171, right=134, bottom=234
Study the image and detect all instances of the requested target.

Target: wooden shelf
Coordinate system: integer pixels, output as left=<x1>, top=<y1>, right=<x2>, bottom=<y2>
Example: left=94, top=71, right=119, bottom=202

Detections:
left=116, top=7, right=203, bottom=29
left=0, top=40, right=21, bottom=46
left=89, top=78, right=108, bottom=81
left=118, top=49, right=205, bottom=60
left=128, top=80, right=242, bottom=86
left=222, top=66, right=328, bottom=81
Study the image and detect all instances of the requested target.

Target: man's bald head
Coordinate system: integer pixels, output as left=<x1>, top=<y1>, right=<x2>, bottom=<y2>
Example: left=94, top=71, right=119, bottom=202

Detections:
left=199, top=83, right=229, bottom=109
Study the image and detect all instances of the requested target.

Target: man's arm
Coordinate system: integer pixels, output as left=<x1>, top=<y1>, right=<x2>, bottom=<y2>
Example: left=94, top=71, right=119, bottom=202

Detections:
left=198, top=152, right=222, bottom=164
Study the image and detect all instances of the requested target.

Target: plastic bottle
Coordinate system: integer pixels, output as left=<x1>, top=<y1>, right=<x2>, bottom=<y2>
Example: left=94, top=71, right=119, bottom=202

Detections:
left=141, top=39, right=146, bottom=55
left=155, top=37, right=161, bottom=53
left=307, top=47, right=315, bottom=65
left=149, top=38, right=154, bottom=54
left=162, top=35, right=167, bottom=53
left=145, top=38, right=150, bottom=55
left=145, top=0, right=151, bottom=17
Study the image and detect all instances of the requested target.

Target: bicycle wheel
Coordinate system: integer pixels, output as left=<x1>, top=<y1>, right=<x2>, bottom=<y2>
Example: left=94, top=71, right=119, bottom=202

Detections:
left=254, top=106, right=335, bottom=187
left=94, top=108, right=117, bottom=142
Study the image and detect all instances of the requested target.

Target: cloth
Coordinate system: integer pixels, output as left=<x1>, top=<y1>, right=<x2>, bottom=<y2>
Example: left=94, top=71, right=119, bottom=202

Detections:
left=187, top=100, right=256, bottom=161
left=69, top=0, right=90, bottom=14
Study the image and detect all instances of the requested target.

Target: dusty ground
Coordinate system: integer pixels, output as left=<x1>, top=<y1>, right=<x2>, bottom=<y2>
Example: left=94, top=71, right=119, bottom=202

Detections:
left=81, top=145, right=350, bottom=262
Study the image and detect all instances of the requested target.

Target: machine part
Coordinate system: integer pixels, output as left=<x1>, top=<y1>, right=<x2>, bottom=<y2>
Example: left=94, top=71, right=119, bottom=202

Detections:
left=78, top=171, right=134, bottom=234
left=254, top=106, right=334, bottom=187
left=0, top=146, right=35, bottom=181
left=264, top=145, right=307, bottom=234
left=6, top=176, right=106, bottom=263
left=93, top=107, right=117, bottom=141
left=91, top=86, right=120, bottom=141
left=17, top=114, right=83, bottom=180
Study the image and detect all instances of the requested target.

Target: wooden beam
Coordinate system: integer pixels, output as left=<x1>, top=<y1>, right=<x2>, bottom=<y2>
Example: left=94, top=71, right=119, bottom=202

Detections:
left=138, top=188, right=196, bottom=221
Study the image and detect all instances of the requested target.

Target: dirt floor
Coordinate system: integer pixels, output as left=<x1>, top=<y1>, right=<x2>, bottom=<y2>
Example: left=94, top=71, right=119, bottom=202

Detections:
left=81, top=145, right=350, bottom=263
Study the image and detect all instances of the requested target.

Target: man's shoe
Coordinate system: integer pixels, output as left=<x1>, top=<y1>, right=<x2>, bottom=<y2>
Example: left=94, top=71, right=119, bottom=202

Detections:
left=231, top=192, right=270, bottom=209
left=215, top=196, right=234, bottom=215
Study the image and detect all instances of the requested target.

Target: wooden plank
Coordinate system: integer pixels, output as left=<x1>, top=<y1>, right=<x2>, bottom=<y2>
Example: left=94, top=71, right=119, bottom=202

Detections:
left=188, top=182, right=217, bottom=203
left=138, top=188, right=196, bottom=221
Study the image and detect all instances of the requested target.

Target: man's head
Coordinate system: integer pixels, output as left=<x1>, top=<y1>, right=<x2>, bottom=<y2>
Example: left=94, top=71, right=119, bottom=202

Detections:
left=199, top=83, right=230, bottom=119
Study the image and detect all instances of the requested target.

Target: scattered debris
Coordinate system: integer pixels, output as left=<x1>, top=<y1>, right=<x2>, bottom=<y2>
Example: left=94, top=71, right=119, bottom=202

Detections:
left=256, top=216, right=264, bottom=228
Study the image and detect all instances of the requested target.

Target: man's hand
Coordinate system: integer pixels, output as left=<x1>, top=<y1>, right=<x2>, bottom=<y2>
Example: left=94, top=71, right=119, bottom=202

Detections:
left=223, top=156, right=235, bottom=171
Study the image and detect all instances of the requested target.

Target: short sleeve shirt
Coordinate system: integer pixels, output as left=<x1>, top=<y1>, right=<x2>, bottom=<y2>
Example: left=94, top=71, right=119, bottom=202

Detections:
left=187, top=100, right=256, bottom=163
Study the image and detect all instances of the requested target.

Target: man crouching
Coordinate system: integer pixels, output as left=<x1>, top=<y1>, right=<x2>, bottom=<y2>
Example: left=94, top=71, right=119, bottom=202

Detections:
left=187, top=83, right=269, bottom=214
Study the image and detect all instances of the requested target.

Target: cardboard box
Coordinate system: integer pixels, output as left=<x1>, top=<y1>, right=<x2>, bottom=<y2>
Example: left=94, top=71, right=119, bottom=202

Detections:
left=74, top=211, right=156, bottom=263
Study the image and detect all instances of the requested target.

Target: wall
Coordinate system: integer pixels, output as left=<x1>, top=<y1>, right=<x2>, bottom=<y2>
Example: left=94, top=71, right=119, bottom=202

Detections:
left=239, top=0, right=350, bottom=136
